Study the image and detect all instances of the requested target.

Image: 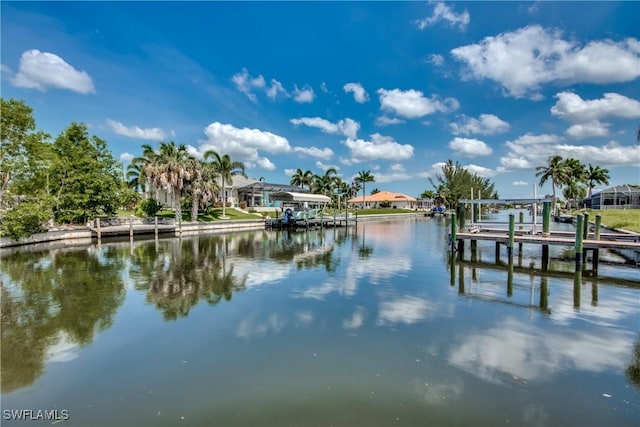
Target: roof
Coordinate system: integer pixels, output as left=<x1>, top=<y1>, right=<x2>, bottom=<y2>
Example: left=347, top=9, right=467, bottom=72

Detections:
left=592, top=185, right=640, bottom=197
left=347, top=191, right=417, bottom=203
left=239, top=182, right=308, bottom=193
left=270, top=191, right=331, bottom=203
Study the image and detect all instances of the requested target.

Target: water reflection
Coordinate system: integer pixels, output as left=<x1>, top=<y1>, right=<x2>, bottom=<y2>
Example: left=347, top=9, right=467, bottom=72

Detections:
left=1, top=247, right=126, bottom=393
left=129, top=236, right=248, bottom=320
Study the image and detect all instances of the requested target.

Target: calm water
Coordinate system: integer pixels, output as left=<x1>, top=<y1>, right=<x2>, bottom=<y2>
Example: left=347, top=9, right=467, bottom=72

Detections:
left=2, top=214, right=639, bottom=427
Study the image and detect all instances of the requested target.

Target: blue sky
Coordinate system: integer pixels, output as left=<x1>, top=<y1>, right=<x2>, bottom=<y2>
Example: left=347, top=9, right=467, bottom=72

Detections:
left=2, top=1, right=639, bottom=198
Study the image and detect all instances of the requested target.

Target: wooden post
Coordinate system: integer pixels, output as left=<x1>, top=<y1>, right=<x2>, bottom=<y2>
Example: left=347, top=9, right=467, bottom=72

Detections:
left=542, top=245, right=549, bottom=271
left=96, top=217, right=102, bottom=243
left=507, top=213, right=515, bottom=260
left=592, top=214, right=602, bottom=272
left=575, top=214, right=584, bottom=269
left=154, top=216, right=158, bottom=238
left=542, top=201, right=551, bottom=237
left=458, top=265, right=465, bottom=294
left=573, top=269, right=582, bottom=308
left=592, top=280, right=599, bottom=306
left=129, top=215, right=133, bottom=238
left=507, top=257, right=514, bottom=297
left=582, top=212, right=589, bottom=264
left=495, top=241, right=501, bottom=263
left=457, top=239, right=464, bottom=260
left=470, top=239, right=477, bottom=262
left=450, top=213, right=457, bottom=253
left=518, top=211, right=524, bottom=252
left=449, top=254, right=456, bottom=287
left=540, top=277, right=548, bottom=311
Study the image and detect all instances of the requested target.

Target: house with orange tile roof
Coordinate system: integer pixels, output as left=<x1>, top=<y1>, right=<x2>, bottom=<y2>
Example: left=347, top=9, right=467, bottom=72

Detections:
left=347, top=191, right=417, bottom=209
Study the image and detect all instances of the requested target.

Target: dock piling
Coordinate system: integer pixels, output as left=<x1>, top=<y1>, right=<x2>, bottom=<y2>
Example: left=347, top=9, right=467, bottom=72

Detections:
left=542, top=201, right=550, bottom=237
left=507, top=213, right=515, bottom=259
left=593, top=214, right=602, bottom=272
left=97, top=217, right=102, bottom=243
left=450, top=213, right=457, bottom=253
left=575, top=214, right=584, bottom=269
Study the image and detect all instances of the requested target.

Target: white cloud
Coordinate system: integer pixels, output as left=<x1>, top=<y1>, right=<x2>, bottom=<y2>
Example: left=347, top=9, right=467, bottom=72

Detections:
left=448, top=137, right=493, bottom=157
left=343, top=82, right=369, bottom=103
left=551, top=92, right=640, bottom=123
left=513, top=180, right=528, bottom=186
left=378, top=88, right=459, bottom=119
left=290, top=117, right=360, bottom=139
left=375, top=116, right=405, bottom=127
left=343, top=133, right=414, bottom=163
left=265, top=79, right=287, bottom=100
left=500, top=132, right=640, bottom=171
left=293, top=85, right=315, bottom=103
left=416, top=1, right=470, bottom=31
left=377, top=296, right=435, bottom=326
left=320, top=82, right=329, bottom=93
left=194, top=122, right=291, bottom=167
left=450, top=114, right=510, bottom=135
left=464, top=164, right=496, bottom=177
left=565, top=120, right=610, bottom=139
left=374, top=164, right=413, bottom=183
left=315, top=161, right=340, bottom=172
left=107, top=119, right=167, bottom=140
left=343, top=306, right=366, bottom=330
left=292, top=146, right=334, bottom=160
left=284, top=168, right=296, bottom=176
left=119, top=152, right=135, bottom=162
left=12, top=49, right=94, bottom=94
left=232, top=68, right=287, bottom=102
left=451, top=26, right=640, bottom=99
left=428, top=54, right=445, bottom=66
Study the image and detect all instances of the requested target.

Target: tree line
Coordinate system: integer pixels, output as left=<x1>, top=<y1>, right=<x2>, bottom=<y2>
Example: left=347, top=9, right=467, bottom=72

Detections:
left=289, top=168, right=375, bottom=208
left=536, top=155, right=610, bottom=209
left=0, top=98, right=246, bottom=238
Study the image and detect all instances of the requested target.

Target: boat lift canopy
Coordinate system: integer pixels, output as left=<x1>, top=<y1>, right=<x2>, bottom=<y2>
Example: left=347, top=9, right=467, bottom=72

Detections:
left=270, top=191, right=331, bottom=204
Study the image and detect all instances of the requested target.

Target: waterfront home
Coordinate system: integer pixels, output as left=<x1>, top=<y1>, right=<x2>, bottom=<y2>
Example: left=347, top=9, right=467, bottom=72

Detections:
left=589, top=185, right=640, bottom=210
left=347, top=191, right=417, bottom=209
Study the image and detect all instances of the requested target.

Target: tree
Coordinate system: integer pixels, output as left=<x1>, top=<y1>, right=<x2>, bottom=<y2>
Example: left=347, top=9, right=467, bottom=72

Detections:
left=563, top=180, right=587, bottom=209
left=536, top=155, right=570, bottom=209
left=420, top=190, right=436, bottom=199
left=355, top=170, right=375, bottom=208
left=429, top=160, right=497, bottom=209
left=204, top=150, right=246, bottom=219
left=370, top=188, right=380, bottom=195
left=0, top=98, right=51, bottom=209
left=187, top=160, right=219, bottom=221
left=585, top=164, right=610, bottom=198
left=312, top=167, right=338, bottom=196
left=145, top=141, right=194, bottom=223
left=49, top=123, right=126, bottom=224
left=290, top=168, right=313, bottom=190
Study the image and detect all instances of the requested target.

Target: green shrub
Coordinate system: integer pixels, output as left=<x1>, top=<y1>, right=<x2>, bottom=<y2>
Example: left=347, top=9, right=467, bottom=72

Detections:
left=2, top=200, right=51, bottom=240
left=379, top=200, right=391, bottom=208
left=136, top=198, right=163, bottom=217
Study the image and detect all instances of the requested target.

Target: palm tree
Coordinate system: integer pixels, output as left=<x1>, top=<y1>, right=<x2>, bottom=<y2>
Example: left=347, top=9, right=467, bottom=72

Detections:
left=127, top=143, right=156, bottom=198
left=145, top=142, right=194, bottom=222
left=370, top=188, right=380, bottom=195
left=535, top=155, right=570, bottom=209
left=355, top=170, right=375, bottom=208
left=420, top=190, right=436, bottom=199
left=187, top=160, right=219, bottom=221
left=312, top=167, right=338, bottom=196
left=585, top=164, right=610, bottom=198
left=204, top=150, right=246, bottom=219
left=290, top=168, right=313, bottom=191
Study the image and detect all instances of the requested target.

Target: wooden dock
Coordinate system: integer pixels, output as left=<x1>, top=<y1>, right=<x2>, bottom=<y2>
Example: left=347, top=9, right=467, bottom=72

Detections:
left=449, top=205, right=640, bottom=272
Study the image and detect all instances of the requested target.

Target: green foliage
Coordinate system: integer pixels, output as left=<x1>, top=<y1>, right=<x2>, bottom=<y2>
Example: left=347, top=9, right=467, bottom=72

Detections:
left=429, top=160, right=497, bottom=209
left=50, top=123, right=124, bottom=224
left=379, top=200, right=391, bottom=208
left=2, top=198, right=51, bottom=240
left=136, top=198, right=163, bottom=217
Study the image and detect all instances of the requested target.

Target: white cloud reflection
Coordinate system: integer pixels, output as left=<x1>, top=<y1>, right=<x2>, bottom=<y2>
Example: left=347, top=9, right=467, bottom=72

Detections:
left=448, top=317, right=634, bottom=385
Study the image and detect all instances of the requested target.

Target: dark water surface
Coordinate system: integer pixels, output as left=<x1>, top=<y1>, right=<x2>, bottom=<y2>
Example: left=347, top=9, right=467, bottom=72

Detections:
left=2, top=215, right=639, bottom=426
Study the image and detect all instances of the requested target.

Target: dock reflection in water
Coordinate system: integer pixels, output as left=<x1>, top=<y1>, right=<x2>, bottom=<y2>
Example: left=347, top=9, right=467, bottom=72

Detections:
left=1, top=218, right=639, bottom=427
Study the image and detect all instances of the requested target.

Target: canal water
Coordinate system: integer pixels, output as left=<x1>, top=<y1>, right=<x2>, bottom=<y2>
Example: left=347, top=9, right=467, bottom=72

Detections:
left=2, top=214, right=639, bottom=426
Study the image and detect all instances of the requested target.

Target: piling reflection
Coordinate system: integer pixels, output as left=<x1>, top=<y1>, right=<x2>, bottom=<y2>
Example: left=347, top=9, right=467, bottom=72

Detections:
left=627, top=337, right=640, bottom=392
left=0, top=247, right=126, bottom=393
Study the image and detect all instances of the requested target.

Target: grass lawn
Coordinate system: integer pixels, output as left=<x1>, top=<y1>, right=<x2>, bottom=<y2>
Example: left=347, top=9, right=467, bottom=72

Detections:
left=582, top=210, right=640, bottom=233
left=155, top=208, right=261, bottom=222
